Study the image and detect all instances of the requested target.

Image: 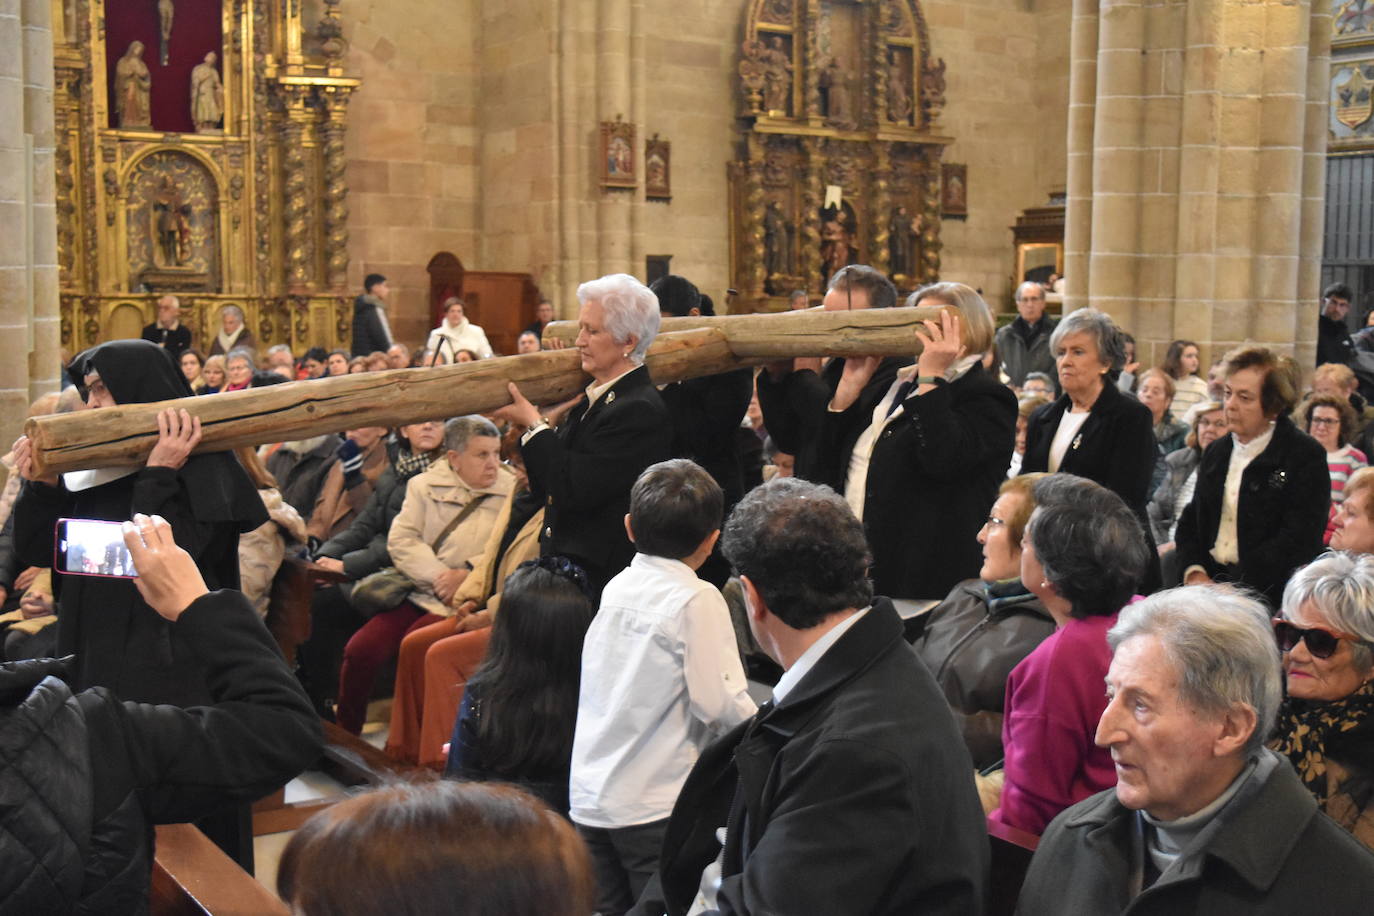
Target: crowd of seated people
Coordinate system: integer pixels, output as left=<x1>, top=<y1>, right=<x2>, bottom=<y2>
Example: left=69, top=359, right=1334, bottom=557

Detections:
left=11, top=267, right=1374, bottom=914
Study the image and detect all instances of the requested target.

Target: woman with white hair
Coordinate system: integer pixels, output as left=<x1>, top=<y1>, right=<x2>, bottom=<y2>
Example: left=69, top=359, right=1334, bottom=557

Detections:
left=500, top=273, right=672, bottom=595
left=1022, top=307, right=1161, bottom=591
left=816, top=281, right=1016, bottom=598
left=1270, top=551, right=1374, bottom=848
left=208, top=304, right=255, bottom=357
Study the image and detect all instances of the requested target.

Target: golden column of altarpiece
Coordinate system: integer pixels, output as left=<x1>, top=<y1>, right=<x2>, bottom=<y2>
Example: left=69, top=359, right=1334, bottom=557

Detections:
left=53, top=0, right=360, bottom=354
left=730, top=0, right=951, bottom=308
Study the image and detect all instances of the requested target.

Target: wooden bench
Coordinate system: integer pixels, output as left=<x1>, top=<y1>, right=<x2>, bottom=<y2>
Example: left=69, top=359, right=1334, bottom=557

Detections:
left=151, top=823, right=289, bottom=916
left=987, top=817, right=1040, bottom=916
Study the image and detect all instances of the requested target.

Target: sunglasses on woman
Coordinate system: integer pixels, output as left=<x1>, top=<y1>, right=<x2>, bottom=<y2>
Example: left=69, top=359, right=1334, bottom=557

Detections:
left=1272, top=618, right=1371, bottom=660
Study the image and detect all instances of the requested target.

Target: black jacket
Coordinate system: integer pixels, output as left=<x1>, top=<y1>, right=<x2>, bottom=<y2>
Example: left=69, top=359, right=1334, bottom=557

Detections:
left=659, top=368, right=753, bottom=511
left=1174, top=416, right=1329, bottom=607
left=315, top=441, right=432, bottom=581
left=0, top=591, right=321, bottom=914
left=1318, top=313, right=1354, bottom=368
left=351, top=294, right=392, bottom=356
left=756, top=357, right=911, bottom=484
left=814, top=363, right=1016, bottom=599
left=1017, top=751, right=1374, bottom=915
left=140, top=322, right=193, bottom=358
left=912, top=579, right=1055, bottom=769
left=1023, top=379, right=1162, bottom=591
left=521, top=366, right=672, bottom=590
left=639, top=599, right=989, bottom=916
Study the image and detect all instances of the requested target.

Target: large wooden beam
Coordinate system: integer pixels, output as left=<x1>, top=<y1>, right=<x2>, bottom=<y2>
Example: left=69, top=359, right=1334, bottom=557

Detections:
left=27, top=307, right=943, bottom=477
left=542, top=304, right=951, bottom=358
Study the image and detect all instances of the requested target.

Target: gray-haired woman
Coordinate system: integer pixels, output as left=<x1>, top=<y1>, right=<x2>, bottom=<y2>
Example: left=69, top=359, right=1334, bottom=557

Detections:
left=499, top=273, right=672, bottom=595
left=1270, top=551, right=1374, bottom=849
left=208, top=304, right=255, bottom=356
left=1022, top=307, right=1160, bottom=591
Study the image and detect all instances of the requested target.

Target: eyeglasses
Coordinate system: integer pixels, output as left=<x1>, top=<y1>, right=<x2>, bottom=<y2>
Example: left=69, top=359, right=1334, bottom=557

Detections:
left=1272, top=618, right=1371, bottom=659
left=1309, top=417, right=1340, bottom=427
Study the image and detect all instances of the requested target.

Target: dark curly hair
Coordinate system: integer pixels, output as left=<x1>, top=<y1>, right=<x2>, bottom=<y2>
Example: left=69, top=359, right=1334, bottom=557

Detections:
left=722, top=478, right=872, bottom=629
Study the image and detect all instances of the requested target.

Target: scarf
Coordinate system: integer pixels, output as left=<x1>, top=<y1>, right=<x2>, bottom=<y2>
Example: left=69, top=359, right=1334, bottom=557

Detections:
left=1272, top=678, right=1374, bottom=808
left=394, top=444, right=441, bottom=479
left=216, top=325, right=245, bottom=355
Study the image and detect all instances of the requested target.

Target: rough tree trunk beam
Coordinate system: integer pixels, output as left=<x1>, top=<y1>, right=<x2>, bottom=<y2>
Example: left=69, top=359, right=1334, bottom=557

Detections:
left=27, top=307, right=949, bottom=476
left=542, top=304, right=954, bottom=358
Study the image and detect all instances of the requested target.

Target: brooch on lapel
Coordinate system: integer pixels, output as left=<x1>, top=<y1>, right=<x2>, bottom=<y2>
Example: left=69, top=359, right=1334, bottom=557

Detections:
left=1267, top=469, right=1287, bottom=490
left=606, top=390, right=616, bottom=404
left=1072, top=434, right=1082, bottom=451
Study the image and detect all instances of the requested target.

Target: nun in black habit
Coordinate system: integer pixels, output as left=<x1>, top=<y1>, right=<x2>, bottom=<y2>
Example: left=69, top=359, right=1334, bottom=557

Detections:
left=12, top=339, right=267, bottom=705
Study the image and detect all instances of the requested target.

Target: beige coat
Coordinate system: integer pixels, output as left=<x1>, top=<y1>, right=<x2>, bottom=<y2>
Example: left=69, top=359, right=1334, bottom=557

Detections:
left=388, top=459, right=513, bottom=615
left=238, top=487, right=308, bottom=617
left=305, top=436, right=389, bottom=542
left=452, top=490, right=544, bottom=618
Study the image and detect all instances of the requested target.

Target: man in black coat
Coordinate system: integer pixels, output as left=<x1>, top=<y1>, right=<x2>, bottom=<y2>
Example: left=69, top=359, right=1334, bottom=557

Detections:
left=635, top=479, right=988, bottom=916
left=141, top=294, right=193, bottom=358
left=1176, top=345, right=1329, bottom=607
left=352, top=273, right=394, bottom=356
left=0, top=513, right=320, bottom=913
left=1317, top=281, right=1355, bottom=368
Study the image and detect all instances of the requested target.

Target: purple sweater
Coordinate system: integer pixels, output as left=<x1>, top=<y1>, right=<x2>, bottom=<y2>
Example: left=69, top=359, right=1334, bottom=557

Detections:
left=991, top=612, right=1118, bottom=835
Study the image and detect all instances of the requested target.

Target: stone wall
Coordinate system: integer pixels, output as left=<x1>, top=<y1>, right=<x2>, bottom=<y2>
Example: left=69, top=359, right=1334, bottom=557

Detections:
left=0, top=0, right=57, bottom=446
left=339, top=0, right=1076, bottom=337
left=342, top=0, right=480, bottom=345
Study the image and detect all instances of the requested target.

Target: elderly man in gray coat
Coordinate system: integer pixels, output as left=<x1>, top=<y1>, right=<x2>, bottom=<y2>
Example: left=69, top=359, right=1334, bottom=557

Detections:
left=1017, top=585, right=1374, bottom=914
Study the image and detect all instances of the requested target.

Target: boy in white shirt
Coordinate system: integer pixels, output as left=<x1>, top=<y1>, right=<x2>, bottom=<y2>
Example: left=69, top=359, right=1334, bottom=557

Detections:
left=570, top=459, right=757, bottom=915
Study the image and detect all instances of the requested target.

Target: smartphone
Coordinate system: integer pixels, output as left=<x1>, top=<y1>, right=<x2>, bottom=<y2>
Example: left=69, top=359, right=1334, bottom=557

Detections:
left=55, top=518, right=139, bottom=578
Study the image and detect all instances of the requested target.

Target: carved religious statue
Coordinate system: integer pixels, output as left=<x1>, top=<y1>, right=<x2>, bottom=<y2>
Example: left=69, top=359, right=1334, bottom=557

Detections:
left=114, top=41, right=152, bottom=129
left=922, top=57, right=948, bottom=122
left=158, top=0, right=175, bottom=66
left=761, top=36, right=792, bottom=114
left=889, top=205, right=917, bottom=277
left=738, top=39, right=768, bottom=112
left=764, top=200, right=794, bottom=280
left=151, top=177, right=192, bottom=268
left=820, top=58, right=855, bottom=130
left=820, top=205, right=857, bottom=281
left=887, top=52, right=912, bottom=125
left=190, top=52, right=225, bottom=132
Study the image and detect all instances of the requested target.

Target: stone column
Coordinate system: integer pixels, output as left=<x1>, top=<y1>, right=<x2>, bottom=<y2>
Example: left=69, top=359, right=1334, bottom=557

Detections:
left=1065, top=0, right=1329, bottom=367
left=0, top=0, right=57, bottom=446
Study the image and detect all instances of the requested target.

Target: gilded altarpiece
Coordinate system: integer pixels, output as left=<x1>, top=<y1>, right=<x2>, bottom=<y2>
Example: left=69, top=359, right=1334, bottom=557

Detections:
left=54, top=0, right=360, bottom=353
left=730, top=0, right=951, bottom=310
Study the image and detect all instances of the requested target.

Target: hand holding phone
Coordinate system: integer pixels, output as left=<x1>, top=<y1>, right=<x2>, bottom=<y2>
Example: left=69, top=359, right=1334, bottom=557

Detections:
left=122, top=514, right=208, bottom=622
left=57, top=519, right=139, bottom=578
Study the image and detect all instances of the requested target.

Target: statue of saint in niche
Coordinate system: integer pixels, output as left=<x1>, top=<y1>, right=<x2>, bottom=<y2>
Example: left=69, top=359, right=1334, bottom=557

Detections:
left=114, top=41, right=152, bottom=129
left=887, top=52, right=912, bottom=124
left=764, top=200, right=794, bottom=279
left=151, top=177, right=192, bottom=268
left=761, top=37, right=792, bottom=114
left=820, top=203, right=858, bottom=281
left=190, top=52, right=225, bottom=132
left=889, top=205, right=916, bottom=276
left=820, top=58, right=854, bottom=129
left=158, top=0, right=175, bottom=66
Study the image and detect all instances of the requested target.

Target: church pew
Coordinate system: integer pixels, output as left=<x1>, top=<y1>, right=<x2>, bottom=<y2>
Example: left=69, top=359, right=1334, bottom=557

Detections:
left=987, top=817, right=1040, bottom=916
left=151, top=823, right=288, bottom=916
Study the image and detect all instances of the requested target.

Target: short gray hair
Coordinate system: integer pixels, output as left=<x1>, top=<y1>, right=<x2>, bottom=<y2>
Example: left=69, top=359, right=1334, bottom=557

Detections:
left=1281, top=551, right=1374, bottom=676
left=1109, top=585, right=1282, bottom=756
left=225, top=347, right=255, bottom=369
left=444, top=415, right=500, bottom=454
left=1050, top=307, right=1127, bottom=374
left=576, top=273, right=661, bottom=364
left=1015, top=281, right=1045, bottom=302
left=220, top=304, right=245, bottom=323
left=907, top=281, right=996, bottom=355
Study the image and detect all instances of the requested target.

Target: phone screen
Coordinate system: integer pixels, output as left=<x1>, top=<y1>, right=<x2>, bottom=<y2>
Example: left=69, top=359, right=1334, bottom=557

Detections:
left=55, top=518, right=139, bottom=578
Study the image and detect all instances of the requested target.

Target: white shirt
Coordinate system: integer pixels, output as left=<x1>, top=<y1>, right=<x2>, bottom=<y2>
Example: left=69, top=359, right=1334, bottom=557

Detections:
left=688, top=605, right=871, bottom=915
left=840, top=373, right=913, bottom=521
left=1210, top=423, right=1276, bottom=564
left=1047, top=409, right=1091, bottom=472
left=570, top=554, right=756, bottom=829
left=425, top=316, right=493, bottom=360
